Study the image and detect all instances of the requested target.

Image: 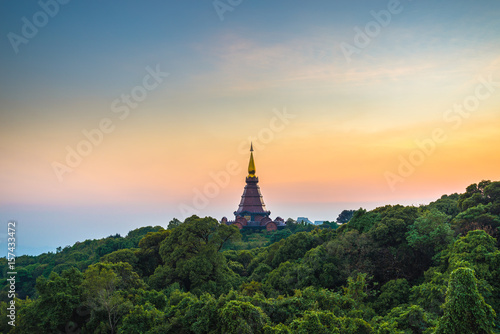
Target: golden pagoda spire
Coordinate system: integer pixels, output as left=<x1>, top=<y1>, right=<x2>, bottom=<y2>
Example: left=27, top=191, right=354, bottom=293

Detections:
left=248, top=142, right=256, bottom=177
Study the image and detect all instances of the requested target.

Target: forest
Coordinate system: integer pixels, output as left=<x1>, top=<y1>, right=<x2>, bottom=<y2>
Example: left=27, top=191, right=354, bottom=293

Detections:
left=1, top=180, right=500, bottom=333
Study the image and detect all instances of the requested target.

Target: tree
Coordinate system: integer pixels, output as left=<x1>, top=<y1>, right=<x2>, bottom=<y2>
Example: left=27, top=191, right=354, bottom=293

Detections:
left=484, top=182, right=500, bottom=214
left=101, top=248, right=139, bottom=267
left=14, top=268, right=85, bottom=333
left=452, top=203, right=500, bottom=240
left=167, top=218, right=182, bottom=230
left=406, top=209, right=454, bottom=256
left=435, top=267, right=496, bottom=334
left=219, top=300, right=269, bottom=334
left=346, top=209, right=380, bottom=233
left=366, top=205, right=424, bottom=283
left=4, top=297, right=37, bottom=334
left=446, top=230, right=500, bottom=282
left=82, top=262, right=144, bottom=334
left=288, top=310, right=372, bottom=334
left=183, top=293, right=219, bottom=334
left=426, top=194, right=460, bottom=217
left=263, top=261, right=300, bottom=296
left=409, top=270, right=447, bottom=315
left=458, top=180, right=492, bottom=211
left=263, top=323, right=292, bottom=333
left=271, top=232, right=321, bottom=268
left=343, top=273, right=369, bottom=305
left=0, top=301, right=12, bottom=333
left=269, top=228, right=293, bottom=243
left=298, top=244, right=343, bottom=289
left=374, top=279, right=410, bottom=315
left=324, top=230, right=375, bottom=283
left=118, top=304, right=166, bottom=334
left=444, top=230, right=500, bottom=312
left=336, top=210, right=355, bottom=224
left=383, top=304, right=436, bottom=334
left=151, top=216, right=241, bottom=294
left=135, top=228, right=171, bottom=277
left=241, top=281, right=263, bottom=296
left=288, top=310, right=337, bottom=334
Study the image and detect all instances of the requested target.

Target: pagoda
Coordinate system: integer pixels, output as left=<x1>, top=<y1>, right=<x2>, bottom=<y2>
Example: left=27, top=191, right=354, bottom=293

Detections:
left=222, top=144, right=285, bottom=231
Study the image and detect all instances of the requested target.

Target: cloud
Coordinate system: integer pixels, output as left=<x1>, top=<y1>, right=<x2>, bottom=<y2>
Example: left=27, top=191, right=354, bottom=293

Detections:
left=186, top=28, right=500, bottom=98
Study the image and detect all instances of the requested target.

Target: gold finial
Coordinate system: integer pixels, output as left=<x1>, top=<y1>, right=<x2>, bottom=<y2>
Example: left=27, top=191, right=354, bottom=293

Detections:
left=248, top=142, right=256, bottom=177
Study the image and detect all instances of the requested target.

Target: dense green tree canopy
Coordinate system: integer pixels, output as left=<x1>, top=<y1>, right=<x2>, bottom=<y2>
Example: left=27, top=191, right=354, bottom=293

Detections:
left=2, top=180, right=500, bottom=333
left=150, top=216, right=241, bottom=295
left=435, top=267, right=496, bottom=334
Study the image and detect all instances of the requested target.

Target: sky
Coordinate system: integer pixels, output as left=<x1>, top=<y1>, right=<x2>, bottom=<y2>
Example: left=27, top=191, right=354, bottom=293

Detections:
left=1, top=0, right=500, bottom=255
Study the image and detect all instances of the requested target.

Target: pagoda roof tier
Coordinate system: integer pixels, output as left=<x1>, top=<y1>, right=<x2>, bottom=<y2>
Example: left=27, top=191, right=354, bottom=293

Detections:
left=234, top=176, right=270, bottom=215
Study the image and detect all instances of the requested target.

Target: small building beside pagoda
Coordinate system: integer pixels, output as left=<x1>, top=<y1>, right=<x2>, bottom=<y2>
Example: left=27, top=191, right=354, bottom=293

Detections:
left=221, top=144, right=286, bottom=231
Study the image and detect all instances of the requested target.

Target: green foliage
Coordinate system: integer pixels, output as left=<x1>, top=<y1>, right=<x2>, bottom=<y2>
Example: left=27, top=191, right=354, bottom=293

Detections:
left=223, top=249, right=255, bottom=277
left=435, top=267, right=496, bottom=334
left=269, top=228, right=293, bottom=244
left=245, top=238, right=284, bottom=275
left=289, top=310, right=373, bottom=334
left=263, top=323, right=292, bottom=333
left=406, top=209, right=454, bottom=255
left=343, top=273, right=369, bottom=304
left=297, top=244, right=343, bottom=289
left=118, top=303, right=166, bottom=334
left=0, top=301, right=11, bottom=333
left=284, top=219, right=317, bottom=233
left=248, top=262, right=273, bottom=282
left=367, top=206, right=428, bottom=283
left=263, top=261, right=300, bottom=296
left=135, top=228, right=171, bottom=276
left=0, top=225, right=162, bottom=302
left=271, top=231, right=322, bottom=267
left=101, top=248, right=139, bottom=266
left=324, top=230, right=374, bottom=283
left=410, top=277, right=447, bottom=315
left=288, top=310, right=338, bottom=333
left=452, top=203, right=500, bottom=240
left=346, top=208, right=381, bottom=233
left=374, top=279, right=410, bottom=315
left=15, top=268, right=85, bottom=333
left=4, top=180, right=500, bottom=334
left=126, top=226, right=163, bottom=240
left=317, top=221, right=340, bottom=230
left=446, top=230, right=499, bottom=274
left=4, top=297, right=35, bottom=334
left=167, top=217, right=182, bottom=230
left=150, top=215, right=241, bottom=295
left=223, top=229, right=277, bottom=250
left=241, top=280, right=263, bottom=296
left=82, top=262, right=144, bottom=334
left=426, top=193, right=460, bottom=217
left=337, top=209, right=356, bottom=224
left=383, top=304, right=437, bottom=334
left=443, top=230, right=500, bottom=313
left=371, top=204, right=419, bottom=246
left=458, top=180, right=499, bottom=211
left=455, top=181, right=500, bottom=243
left=219, top=300, right=269, bottom=334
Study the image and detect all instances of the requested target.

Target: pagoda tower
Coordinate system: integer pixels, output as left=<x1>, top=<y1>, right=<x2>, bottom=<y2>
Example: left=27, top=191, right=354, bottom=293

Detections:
left=234, top=143, right=271, bottom=222
left=222, top=143, right=285, bottom=231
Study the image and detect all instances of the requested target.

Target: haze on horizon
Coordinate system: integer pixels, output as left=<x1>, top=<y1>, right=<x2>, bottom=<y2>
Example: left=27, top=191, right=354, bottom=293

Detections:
left=1, top=0, right=500, bottom=255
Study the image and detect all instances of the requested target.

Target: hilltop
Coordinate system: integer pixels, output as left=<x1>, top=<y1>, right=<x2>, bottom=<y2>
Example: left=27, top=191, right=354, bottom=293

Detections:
left=1, top=180, right=499, bottom=333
